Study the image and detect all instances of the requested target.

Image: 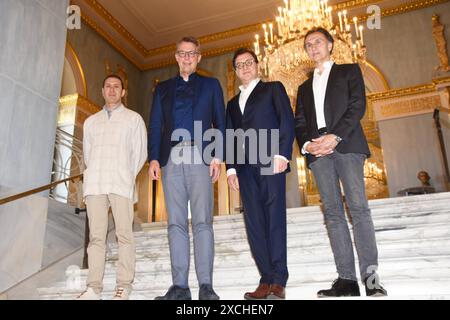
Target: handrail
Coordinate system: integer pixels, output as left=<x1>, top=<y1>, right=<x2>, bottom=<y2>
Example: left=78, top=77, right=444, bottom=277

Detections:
left=0, top=174, right=83, bottom=205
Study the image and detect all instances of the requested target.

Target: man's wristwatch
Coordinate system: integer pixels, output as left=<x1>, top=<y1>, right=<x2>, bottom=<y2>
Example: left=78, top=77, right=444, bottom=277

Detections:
left=334, top=135, right=343, bottom=143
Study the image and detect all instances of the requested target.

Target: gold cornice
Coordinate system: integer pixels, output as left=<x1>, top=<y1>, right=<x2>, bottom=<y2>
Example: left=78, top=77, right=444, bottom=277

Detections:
left=83, top=0, right=148, bottom=56
left=359, top=0, right=449, bottom=22
left=332, top=0, right=382, bottom=11
left=433, top=76, right=450, bottom=85
left=379, top=95, right=441, bottom=117
left=80, top=12, right=144, bottom=70
left=59, top=94, right=101, bottom=112
left=368, top=83, right=436, bottom=101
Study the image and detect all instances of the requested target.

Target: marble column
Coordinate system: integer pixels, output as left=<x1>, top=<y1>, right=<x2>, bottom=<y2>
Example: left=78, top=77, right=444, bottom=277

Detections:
left=0, top=0, right=69, bottom=292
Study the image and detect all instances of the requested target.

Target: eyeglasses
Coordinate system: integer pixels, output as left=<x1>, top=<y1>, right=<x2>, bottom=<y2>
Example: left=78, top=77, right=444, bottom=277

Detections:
left=235, top=59, right=256, bottom=70
left=176, top=51, right=199, bottom=58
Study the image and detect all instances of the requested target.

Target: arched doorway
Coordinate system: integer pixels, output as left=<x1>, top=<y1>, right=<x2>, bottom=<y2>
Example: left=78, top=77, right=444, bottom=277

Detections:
left=52, top=43, right=89, bottom=204
left=62, top=42, right=87, bottom=97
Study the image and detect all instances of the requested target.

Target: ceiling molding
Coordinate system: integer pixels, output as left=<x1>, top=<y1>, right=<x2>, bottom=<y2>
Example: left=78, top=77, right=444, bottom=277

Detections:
left=74, top=0, right=450, bottom=71
left=83, top=0, right=148, bottom=55
left=80, top=12, right=144, bottom=70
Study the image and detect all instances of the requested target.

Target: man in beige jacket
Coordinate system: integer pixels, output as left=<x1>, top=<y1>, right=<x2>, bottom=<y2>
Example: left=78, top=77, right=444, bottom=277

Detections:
left=76, top=75, right=147, bottom=300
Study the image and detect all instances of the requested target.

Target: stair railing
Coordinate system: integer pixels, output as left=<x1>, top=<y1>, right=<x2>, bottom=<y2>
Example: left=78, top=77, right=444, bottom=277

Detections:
left=1, top=127, right=90, bottom=269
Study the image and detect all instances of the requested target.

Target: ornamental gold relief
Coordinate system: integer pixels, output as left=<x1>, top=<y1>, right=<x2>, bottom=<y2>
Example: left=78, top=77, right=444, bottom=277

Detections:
left=379, top=95, right=442, bottom=118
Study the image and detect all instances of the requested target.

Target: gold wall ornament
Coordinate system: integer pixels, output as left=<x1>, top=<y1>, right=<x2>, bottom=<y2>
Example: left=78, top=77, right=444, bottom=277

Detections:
left=380, top=95, right=442, bottom=118
left=105, top=59, right=129, bottom=106
left=432, top=14, right=450, bottom=73
left=368, top=78, right=450, bottom=121
left=367, top=83, right=436, bottom=101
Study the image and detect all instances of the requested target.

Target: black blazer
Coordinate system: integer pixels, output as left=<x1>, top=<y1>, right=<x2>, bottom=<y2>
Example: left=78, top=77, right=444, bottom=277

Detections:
left=295, top=63, right=370, bottom=167
left=226, top=81, right=295, bottom=172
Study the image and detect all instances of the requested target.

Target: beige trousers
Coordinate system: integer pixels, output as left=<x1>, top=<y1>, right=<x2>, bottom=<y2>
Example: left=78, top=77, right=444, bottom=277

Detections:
left=85, top=194, right=135, bottom=293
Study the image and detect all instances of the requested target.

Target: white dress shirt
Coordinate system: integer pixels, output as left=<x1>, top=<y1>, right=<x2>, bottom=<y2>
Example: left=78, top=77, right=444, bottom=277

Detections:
left=238, top=78, right=261, bottom=115
left=227, top=78, right=288, bottom=177
left=302, top=60, right=334, bottom=154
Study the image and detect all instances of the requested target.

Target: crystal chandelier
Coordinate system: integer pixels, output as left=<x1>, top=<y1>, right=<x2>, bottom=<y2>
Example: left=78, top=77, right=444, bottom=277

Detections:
left=254, top=0, right=366, bottom=97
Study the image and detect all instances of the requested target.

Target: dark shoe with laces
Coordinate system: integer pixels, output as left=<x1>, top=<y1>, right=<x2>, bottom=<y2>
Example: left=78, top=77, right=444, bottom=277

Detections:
left=317, top=278, right=360, bottom=298
left=364, top=275, right=388, bottom=297
left=198, top=284, right=220, bottom=300
left=154, top=285, right=192, bottom=300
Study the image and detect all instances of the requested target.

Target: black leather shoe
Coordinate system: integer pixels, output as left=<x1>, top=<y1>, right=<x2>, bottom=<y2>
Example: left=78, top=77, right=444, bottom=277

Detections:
left=154, top=285, right=192, bottom=300
left=364, top=275, right=388, bottom=297
left=317, top=278, right=361, bottom=298
left=199, top=284, right=220, bottom=300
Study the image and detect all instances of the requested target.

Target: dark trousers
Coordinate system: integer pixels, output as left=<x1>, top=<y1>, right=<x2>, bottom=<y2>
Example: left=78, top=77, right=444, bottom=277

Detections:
left=238, top=165, right=289, bottom=286
left=310, top=151, right=379, bottom=281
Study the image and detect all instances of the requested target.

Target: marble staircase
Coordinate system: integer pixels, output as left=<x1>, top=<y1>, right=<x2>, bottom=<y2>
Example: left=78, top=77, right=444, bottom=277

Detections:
left=38, top=192, right=450, bottom=300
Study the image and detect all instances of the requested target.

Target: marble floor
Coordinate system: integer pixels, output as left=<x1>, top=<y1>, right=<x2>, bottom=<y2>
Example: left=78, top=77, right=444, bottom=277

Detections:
left=5, top=192, right=450, bottom=300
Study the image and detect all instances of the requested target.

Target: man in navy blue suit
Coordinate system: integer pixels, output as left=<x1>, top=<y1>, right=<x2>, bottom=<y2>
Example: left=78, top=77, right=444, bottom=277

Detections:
left=148, top=36, right=225, bottom=300
left=226, top=48, right=295, bottom=300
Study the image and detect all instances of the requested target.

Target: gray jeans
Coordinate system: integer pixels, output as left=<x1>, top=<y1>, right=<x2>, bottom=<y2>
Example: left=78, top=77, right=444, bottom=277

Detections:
left=310, top=151, right=378, bottom=281
left=161, top=146, right=214, bottom=288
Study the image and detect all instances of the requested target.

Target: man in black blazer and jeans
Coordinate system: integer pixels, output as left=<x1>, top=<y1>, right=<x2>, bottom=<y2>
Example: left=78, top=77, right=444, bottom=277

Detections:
left=295, top=27, right=387, bottom=297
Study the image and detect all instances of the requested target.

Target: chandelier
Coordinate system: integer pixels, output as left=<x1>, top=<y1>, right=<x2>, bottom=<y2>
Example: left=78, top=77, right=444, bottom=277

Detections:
left=254, top=0, right=366, bottom=97
left=364, top=161, right=385, bottom=183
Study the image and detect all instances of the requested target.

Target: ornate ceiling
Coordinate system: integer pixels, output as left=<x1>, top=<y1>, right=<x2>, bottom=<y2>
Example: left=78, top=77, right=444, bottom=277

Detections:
left=70, top=0, right=448, bottom=70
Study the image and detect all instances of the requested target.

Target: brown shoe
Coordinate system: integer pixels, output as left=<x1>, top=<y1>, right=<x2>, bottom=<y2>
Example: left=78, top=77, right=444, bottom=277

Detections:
left=267, top=284, right=285, bottom=300
left=244, top=283, right=271, bottom=300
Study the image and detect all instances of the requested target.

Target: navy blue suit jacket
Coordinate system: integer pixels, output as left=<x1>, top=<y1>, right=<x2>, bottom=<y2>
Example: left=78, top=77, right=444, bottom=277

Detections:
left=225, top=81, right=295, bottom=172
left=148, top=74, right=226, bottom=167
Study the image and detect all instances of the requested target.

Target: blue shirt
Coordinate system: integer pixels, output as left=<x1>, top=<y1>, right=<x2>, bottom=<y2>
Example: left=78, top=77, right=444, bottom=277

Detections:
left=173, top=72, right=197, bottom=140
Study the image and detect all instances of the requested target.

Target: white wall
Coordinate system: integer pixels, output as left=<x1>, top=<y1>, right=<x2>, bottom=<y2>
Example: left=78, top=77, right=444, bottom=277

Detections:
left=0, top=0, right=69, bottom=292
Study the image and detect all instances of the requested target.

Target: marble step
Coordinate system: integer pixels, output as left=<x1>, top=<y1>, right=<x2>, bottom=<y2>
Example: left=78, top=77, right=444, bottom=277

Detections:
left=360, top=192, right=450, bottom=208
left=38, top=253, right=450, bottom=296
left=39, top=272, right=450, bottom=300
left=108, top=218, right=450, bottom=254
left=102, top=248, right=450, bottom=278
left=139, top=193, right=450, bottom=234
left=122, top=230, right=450, bottom=259
left=132, top=279, right=450, bottom=300
left=36, top=193, right=450, bottom=300
left=138, top=206, right=450, bottom=237
left=104, top=236, right=450, bottom=268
